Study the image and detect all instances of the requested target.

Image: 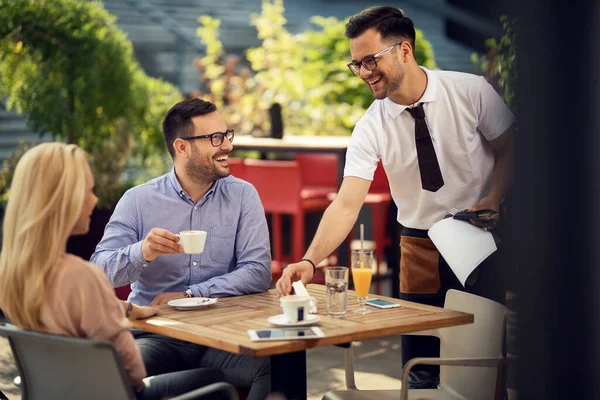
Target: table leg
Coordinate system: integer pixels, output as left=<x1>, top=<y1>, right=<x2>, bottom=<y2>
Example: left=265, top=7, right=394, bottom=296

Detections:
left=270, top=350, right=307, bottom=400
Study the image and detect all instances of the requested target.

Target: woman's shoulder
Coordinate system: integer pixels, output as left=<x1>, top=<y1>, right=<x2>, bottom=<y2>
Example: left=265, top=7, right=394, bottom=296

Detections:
left=62, top=254, right=112, bottom=286
left=62, top=253, right=94, bottom=273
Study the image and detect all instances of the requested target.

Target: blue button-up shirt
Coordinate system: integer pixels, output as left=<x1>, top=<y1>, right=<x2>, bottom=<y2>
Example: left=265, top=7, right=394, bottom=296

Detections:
left=91, top=169, right=272, bottom=306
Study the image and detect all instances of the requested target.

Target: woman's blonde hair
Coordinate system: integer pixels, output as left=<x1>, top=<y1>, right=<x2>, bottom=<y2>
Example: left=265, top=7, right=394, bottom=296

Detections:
left=0, top=142, right=89, bottom=330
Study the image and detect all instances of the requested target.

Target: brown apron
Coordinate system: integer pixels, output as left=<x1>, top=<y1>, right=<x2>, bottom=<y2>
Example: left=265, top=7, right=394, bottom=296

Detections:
left=399, top=233, right=441, bottom=294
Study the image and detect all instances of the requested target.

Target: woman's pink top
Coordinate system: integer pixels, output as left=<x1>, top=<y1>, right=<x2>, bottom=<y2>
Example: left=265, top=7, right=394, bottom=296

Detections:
left=39, top=254, right=146, bottom=388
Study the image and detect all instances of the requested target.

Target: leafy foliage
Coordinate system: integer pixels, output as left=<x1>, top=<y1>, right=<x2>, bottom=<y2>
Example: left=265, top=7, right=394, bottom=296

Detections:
left=471, top=15, right=517, bottom=112
left=0, top=141, right=31, bottom=206
left=0, top=0, right=134, bottom=143
left=195, top=0, right=438, bottom=137
left=0, top=0, right=182, bottom=208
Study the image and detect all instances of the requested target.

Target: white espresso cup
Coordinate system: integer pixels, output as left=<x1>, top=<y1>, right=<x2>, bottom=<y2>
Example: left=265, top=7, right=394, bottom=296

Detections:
left=178, top=230, right=207, bottom=254
left=280, top=295, right=317, bottom=323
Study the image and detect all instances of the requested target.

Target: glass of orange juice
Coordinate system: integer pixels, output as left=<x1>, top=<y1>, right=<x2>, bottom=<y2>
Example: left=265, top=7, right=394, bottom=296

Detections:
left=351, top=249, right=373, bottom=315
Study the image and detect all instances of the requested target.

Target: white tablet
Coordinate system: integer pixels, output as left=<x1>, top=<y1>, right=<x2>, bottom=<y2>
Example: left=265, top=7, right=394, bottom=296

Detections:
left=248, top=327, right=325, bottom=342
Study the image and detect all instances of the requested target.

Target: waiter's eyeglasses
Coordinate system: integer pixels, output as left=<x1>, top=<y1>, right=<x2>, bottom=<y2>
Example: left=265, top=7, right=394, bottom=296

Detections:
left=347, top=43, right=402, bottom=75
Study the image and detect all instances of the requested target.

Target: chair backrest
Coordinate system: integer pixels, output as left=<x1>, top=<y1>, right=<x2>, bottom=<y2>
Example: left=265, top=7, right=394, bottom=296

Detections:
left=243, top=159, right=302, bottom=214
left=440, top=290, right=507, bottom=399
left=0, top=323, right=135, bottom=400
left=370, top=162, right=390, bottom=193
left=227, top=157, right=246, bottom=179
left=295, top=153, right=338, bottom=189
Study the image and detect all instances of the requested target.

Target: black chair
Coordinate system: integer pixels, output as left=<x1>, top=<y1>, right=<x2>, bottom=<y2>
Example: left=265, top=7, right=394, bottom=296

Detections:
left=0, top=310, right=10, bottom=399
left=0, top=323, right=238, bottom=400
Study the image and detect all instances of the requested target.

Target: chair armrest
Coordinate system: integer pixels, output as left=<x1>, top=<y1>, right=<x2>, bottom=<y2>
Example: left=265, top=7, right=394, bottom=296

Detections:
left=400, top=357, right=506, bottom=400
left=170, top=382, right=239, bottom=400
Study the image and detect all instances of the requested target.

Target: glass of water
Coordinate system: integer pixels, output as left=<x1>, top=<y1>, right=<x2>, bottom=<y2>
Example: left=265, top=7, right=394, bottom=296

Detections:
left=324, top=267, right=349, bottom=318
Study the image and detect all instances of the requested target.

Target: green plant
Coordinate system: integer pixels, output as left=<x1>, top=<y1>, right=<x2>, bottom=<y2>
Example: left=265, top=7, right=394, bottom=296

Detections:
left=195, top=16, right=268, bottom=136
left=195, top=0, right=438, bottom=137
left=0, top=0, right=182, bottom=208
left=0, top=141, right=32, bottom=207
left=471, top=15, right=517, bottom=112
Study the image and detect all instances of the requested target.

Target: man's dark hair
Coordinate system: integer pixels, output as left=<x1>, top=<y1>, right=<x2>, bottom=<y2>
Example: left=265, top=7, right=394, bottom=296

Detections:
left=162, top=98, right=217, bottom=158
left=345, top=6, right=416, bottom=50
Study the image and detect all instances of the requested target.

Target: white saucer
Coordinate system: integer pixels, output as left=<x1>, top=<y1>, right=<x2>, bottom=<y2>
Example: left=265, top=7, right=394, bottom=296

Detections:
left=267, top=314, right=320, bottom=327
left=168, top=297, right=217, bottom=310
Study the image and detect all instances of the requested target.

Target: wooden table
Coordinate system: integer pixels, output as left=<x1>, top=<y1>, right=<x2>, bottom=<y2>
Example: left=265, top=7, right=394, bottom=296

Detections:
left=132, top=284, right=473, bottom=399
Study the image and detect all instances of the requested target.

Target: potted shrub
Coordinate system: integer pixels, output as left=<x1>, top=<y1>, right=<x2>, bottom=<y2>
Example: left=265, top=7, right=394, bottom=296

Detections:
left=0, top=0, right=181, bottom=258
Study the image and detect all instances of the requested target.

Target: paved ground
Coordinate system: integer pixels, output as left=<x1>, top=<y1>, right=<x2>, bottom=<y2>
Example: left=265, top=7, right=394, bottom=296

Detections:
left=306, top=335, right=404, bottom=399
left=0, top=337, right=19, bottom=399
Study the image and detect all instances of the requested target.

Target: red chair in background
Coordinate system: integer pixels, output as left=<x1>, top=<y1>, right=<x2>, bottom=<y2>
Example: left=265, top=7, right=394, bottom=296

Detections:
left=295, top=153, right=339, bottom=199
left=358, top=162, right=392, bottom=293
left=243, top=159, right=331, bottom=282
left=364, top=162, right=392, bottom=262
left=227, top=157, right=245, bottom=179
left=114, top=285, right=131, bottom=301
left=329, top=162, right=392, bottom=294
left=295, top=152, right=342, bottom=269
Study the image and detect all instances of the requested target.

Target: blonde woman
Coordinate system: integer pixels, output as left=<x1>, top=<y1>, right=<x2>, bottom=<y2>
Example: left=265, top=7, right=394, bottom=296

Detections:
left=0, top=143, right=225, bottom=399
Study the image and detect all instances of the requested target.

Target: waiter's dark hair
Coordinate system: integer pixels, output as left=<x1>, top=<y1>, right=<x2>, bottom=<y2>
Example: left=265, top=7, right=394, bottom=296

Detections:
left=345, top=6, right=416, bottom=50
left=162, top=98, right=217, bottom=158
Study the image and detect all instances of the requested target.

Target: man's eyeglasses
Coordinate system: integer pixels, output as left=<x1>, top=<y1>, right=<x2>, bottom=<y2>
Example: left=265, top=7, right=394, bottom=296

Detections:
left=181, top=128, right=235, bottom=147
left=347, top=43, right=402, bottom=75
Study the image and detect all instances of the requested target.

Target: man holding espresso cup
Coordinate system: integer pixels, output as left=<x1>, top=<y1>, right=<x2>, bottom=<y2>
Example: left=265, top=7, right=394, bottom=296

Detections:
left=91, top=99, right=272, bottom=400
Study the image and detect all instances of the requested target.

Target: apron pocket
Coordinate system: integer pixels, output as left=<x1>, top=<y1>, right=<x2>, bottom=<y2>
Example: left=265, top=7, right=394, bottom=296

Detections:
left=400, top=236, right=441, bottom=294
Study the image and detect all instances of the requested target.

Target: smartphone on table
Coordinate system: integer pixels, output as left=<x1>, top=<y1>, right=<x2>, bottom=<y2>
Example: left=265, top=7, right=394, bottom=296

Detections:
left=247, top=327, right=325, bottom=342
left=365, top=298, right=401, bottom=309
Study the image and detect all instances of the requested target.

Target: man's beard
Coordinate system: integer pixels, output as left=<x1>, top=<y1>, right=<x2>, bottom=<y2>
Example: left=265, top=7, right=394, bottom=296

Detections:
left=371, top=61, right=404, bottom=100
left=186, top=148, right=230, bottom=184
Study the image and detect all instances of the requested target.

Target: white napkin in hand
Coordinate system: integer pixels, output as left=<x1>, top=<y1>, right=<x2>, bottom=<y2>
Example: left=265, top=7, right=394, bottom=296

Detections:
left=292, top=281, right=317, bottom=313
left=428, top=218, right=497, bottom=287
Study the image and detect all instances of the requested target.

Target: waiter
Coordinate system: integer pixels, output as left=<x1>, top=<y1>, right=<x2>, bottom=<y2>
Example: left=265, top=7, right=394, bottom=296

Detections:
left=275, top=5, right=515, bottom=389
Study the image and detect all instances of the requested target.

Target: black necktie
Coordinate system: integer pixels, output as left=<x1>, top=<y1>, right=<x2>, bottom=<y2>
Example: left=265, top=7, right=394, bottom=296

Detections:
left=406, top=104, right=444, bottom=192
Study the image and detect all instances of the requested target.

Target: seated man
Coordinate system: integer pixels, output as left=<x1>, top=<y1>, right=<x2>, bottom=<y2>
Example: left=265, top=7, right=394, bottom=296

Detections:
left=91, top=98, right=272, bottom=400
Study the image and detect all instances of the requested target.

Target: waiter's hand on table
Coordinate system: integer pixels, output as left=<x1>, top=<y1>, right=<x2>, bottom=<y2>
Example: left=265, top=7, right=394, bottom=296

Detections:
left=141, top=228, right=184, bottom=262
left=150, top=292, right=186, bottom=306
left=276, top=261, right=314, bottom=296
